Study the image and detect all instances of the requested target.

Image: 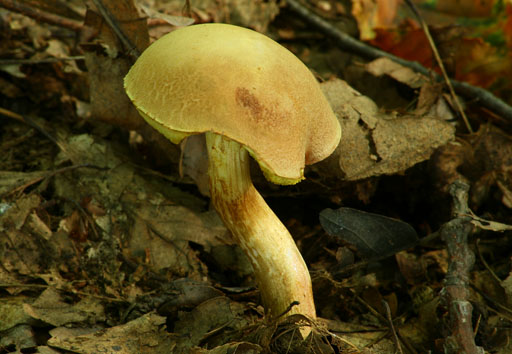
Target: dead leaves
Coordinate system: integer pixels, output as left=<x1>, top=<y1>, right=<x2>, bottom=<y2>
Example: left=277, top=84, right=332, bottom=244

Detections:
left=318, top=78, right=455, bottom=181
left=0, top=129, right=240, bottom=353
left=48, top=312, right=174, bottom=354
left=1, top=0, right=512, bottom=352
left=431, top=124, right=512, bottom=209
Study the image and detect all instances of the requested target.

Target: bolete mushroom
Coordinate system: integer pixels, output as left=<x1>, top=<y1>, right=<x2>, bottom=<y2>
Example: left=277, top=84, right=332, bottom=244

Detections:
left=124, top=23, right=341, bottom=321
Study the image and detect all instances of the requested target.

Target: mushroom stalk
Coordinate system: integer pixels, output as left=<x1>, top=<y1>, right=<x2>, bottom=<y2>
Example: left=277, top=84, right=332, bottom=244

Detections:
left=206, top=132, right=316, bottom=319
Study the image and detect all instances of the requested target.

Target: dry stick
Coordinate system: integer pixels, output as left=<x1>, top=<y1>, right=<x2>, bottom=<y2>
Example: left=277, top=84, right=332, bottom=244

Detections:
left=475, top=238, right=502, bottom=284
left=404, top=0, right=472, bottom=133
left=0, top=283, right=125, bottom=302
left=90, top=0, right=140, bottom=59
left=0, top=164, right=103, bottom=198
left=440, top=181, right=484, bottom=354
left=0, top=56, right=85, bottom=65
left=0, top=0, right=83, bottom=31
left=382, top=300, right=404, bottom=354
left=1, top=106, right=110, bottom=173
left=0, top=106, right=61, bottom=148
left=285, top=0, right=512, bottom=124
left=470, top=283, right=512, bottom=318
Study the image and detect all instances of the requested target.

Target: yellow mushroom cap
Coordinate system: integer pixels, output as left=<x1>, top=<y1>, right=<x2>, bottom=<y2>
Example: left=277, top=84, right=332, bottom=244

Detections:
left=124, top=23, right=341, bottom=184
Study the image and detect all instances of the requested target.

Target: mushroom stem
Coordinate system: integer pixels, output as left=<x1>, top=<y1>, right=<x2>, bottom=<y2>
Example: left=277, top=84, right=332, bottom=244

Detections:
left=206, top=132, right=316, bottom=320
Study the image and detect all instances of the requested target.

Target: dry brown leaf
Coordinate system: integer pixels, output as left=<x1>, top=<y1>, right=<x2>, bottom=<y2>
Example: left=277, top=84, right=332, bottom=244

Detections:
left=191, top=342, right=263, bottom=354
left=139, top=3, right=194, bottom=27
left=318, top=79, right=455, bottom=181
left=0, top=194, right=49, bottom=276
left=82, top=47, right=144, bottom=130
left=351, top=0, right=401, bottom=40
left=0, top=193, right=41, bottom=229
left=123, top=190, right=229, bottom=276
left=184, top=0, right=279, bottom=32
left=81, top=0, right=149, bottom=130
left=0, top=76, right=23, bottom=97
left=501, top=271, right=512, bottom=301
left=0, top=296, right=34, bottom=332
left=224, top=0, right=280, bottom=32
left=173, top=296, right=250, bottom=351
left=0, top=323, right=37, bottom=351
left=431, top=125, right=512, bottom=207
left=396, top=251, right=425, bottom=286
left=27, top=211, right=53, bottom=240
left=366, top=57, right=427, bottom=89
left=23, top=287, right=105, bottom=327
left=48, top=312, right=174, bottom=354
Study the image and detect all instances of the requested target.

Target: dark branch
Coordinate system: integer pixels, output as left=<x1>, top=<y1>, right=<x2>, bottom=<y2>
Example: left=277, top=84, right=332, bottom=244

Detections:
left=286, top=0, right=512, bottom=124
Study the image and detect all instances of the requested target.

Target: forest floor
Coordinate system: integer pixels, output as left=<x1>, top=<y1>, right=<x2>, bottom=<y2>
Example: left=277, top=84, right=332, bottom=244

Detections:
left=1, top=1, right=512, bottom=353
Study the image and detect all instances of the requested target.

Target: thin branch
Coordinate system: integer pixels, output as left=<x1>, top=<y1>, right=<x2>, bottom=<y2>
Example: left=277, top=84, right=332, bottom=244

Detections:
left=0, top=106, right=60, bottom=147
left=0, top=283, right=125, bottom=302
left=404, top=0, right=473, bottom=133
left=0, top=0, right=83, bottom=31
left=440, top=181, right=484, bottom=354
left=382, top=300, right=404, bottom=354
left=0, top=56, right=84, bottom=65
left=285, top=0, right=512, bottom=124
left=90, top=0, right=140, bottom=59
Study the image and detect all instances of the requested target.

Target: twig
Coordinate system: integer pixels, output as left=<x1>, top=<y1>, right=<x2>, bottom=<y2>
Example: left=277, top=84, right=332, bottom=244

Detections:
left=285, top=0, right=512, bottom=124
left=440, top=181, right=484, bottom=354
left=0, top=0, right=83, bottom=31
left=404, top=0, right=472, bottom=133
left=0, top=164, right=107, bottom=198
left=322, top=229, right=440, bottom=278
left=0, top=56, right=85, bottom=65
left=382, top=300, right=404, bottom=354
left=90, top=0, right=140, bottom=59
left=0, top=283, right=125, bottom=302
left=0, top=106, right=60, bottom=147
left=475, top=238, right=502, bottom=284
left=470, top=284, right=512, bottom=318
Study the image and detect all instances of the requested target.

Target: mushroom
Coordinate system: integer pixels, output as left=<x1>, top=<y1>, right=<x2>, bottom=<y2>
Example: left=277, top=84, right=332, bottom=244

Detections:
left=124, top=23, right=341, bottom=321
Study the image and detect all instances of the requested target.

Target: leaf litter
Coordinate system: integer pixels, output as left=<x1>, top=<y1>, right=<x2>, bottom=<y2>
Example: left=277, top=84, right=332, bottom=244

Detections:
left=1, top=0, right=512, bottom=353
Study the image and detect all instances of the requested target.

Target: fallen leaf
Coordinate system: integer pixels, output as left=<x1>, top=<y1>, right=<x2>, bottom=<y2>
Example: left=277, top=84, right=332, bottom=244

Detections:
left=0, top=296, right=34, bottom=332
left=320, top=207, right=418, bottom=259
left=23, top=287, right=105, bottom=327
left=48, top=312, right=173, bottom=354
left=351, top=0, right=401, bottom=40
left=0, top=324, right=36, bottom=351
left=318, top=79, right=455, bottom=181
left=192, top=341, right=263, bottom=354
left=173, top=296, right=250, bottom=351
left=366, top=57, right=428, bottom=89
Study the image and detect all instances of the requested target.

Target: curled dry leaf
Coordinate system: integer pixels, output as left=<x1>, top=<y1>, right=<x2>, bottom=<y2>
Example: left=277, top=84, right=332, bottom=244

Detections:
left=139, top=4, right=194, bottom=27
left=366, top=57, right=427, bottom=89
left=317, top=79, right=455, bottom=181
left=366, top=58, right=455, bottom=121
